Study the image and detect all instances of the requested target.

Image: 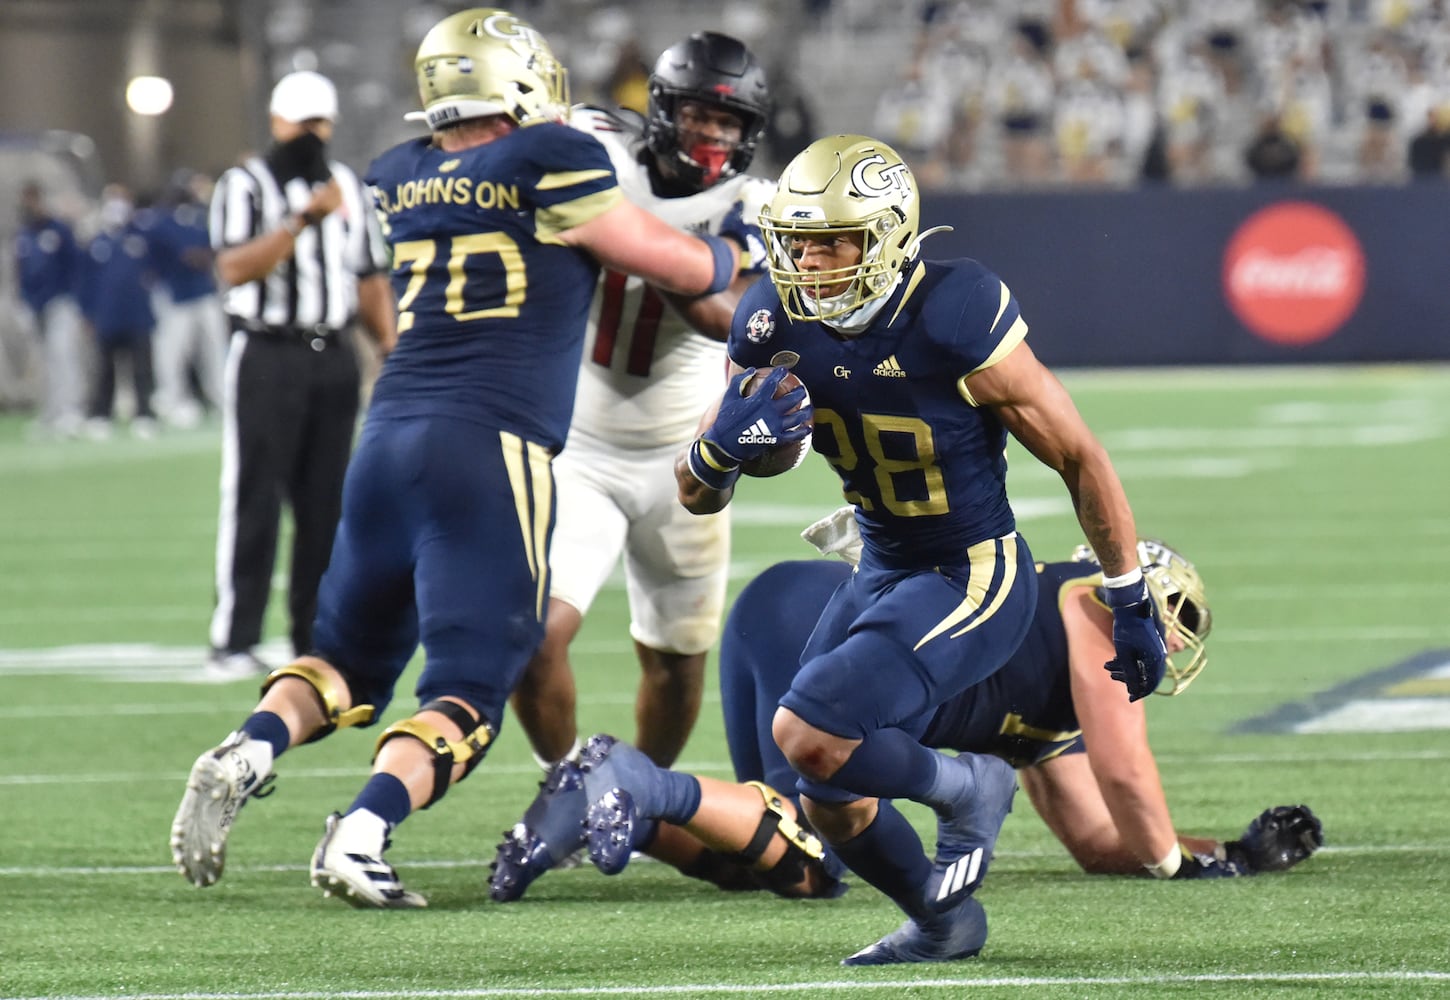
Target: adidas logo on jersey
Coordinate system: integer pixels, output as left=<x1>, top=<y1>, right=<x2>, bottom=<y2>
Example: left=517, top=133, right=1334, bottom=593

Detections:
left=872, top=355, right=907, bottom=378
left=737, top=419, right=778, bottom=446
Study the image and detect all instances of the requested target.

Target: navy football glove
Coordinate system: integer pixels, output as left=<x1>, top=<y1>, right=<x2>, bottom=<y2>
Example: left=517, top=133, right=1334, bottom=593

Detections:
left=705, top=367, right=812, bottom=463
left=717, top=201, right=766, bottom=273
left=687, top=367, right=812, bottom=492
left=1173, top=849, right=1248, bottom=879
left=1103, top=575, right=1168, bottom=702
left=1222, top=805, right=1324, bottom=873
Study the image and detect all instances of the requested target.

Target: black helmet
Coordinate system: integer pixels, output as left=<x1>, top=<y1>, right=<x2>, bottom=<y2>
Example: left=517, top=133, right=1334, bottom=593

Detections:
left=644, top=31, right=771, bottom=191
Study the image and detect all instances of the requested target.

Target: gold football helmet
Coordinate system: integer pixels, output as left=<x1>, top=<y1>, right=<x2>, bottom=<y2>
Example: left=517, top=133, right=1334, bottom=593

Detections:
left=1072, top=538, right=1212, bottom=696
left=760, top=135, right=921, bottom=323
left=411, top=8, right=569, bottom=129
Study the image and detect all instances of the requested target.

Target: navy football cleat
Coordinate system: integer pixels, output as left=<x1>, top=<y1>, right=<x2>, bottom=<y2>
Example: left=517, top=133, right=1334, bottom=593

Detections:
left=842, top=895, right=988, bottom=966
left=585, top=787, right=639, bottom=875
left=488, top=758, right=588, bottom=902
left=926, top=752, right=1016, bottom=912
left=577, top=732, right=622, bottom=798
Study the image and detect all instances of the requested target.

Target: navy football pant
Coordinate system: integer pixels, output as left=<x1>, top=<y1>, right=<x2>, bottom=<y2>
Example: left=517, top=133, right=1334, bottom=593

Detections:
left=311, top=415, right=554, bottom=728
left=779, top=535, right=1036, bottom=803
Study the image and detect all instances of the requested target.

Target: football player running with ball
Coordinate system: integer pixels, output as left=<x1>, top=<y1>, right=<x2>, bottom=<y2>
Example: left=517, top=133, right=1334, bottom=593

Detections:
left=169, top=7, right=748, bottom=908
left=661, top=134, right=1168, bottom=964
left=506, top=31, right=775, bottom=777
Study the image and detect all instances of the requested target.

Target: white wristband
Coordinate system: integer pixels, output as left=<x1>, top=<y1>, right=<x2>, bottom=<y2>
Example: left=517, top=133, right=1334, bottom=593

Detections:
left=1145, top=843, right=1183, bottom=879
left=1102, top=566, right=1144, bottom=589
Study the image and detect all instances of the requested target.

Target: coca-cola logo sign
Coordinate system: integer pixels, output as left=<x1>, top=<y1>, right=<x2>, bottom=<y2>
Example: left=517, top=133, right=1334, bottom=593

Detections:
left=1222, top=202, right=1365, bottom=345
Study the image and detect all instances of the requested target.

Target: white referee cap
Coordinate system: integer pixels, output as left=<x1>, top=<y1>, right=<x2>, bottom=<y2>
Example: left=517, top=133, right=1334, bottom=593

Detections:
left=270, top=71, right=339, bottom=123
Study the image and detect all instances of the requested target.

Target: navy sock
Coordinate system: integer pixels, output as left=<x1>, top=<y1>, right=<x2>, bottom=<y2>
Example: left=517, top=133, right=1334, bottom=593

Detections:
left=629, top=817, right=661, bottom=851
left=346, top=772, right=412, bottom=828
left=829, top=726, right=943, bottom=804
left=239, top=711, right=291, bottom=759
left=829, top=799, right=932, bottom=919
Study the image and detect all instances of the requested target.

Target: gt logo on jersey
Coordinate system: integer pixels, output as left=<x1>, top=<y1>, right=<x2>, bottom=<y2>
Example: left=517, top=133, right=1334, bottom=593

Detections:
left=851, top=153, right=913, bottom=203
left=746, top=308, right=774, bottom=344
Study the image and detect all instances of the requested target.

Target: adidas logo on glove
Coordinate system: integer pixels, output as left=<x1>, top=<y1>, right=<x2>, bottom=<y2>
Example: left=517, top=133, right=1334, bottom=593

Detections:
left=737, top=418, right=778, bottom=446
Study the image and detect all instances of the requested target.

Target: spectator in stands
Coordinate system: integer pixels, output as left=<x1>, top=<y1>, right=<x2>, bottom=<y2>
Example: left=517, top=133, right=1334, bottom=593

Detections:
left=1244, top=111, right=1304, bottom=180
left=1156, top=38, right=1232, bottom=185
left=1345, top=32, right=1414, bottom=183
left=14, top=181, right=87, bottom=439
left=1408, top=100, right=1450, bottom=178
left=78, top=184, right=158, bottom=440
left=988, top=28, right=1057, bottom=186
left=605, top=38, right=651, bottom=115
left=761, top=63, right=818, bottom=170
left=873, top=60, right=953, bottom=168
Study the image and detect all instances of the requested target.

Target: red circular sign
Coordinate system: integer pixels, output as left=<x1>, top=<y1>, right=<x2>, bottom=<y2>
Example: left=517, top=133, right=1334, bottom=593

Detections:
left=1222, top=201, right=1366, bottom=345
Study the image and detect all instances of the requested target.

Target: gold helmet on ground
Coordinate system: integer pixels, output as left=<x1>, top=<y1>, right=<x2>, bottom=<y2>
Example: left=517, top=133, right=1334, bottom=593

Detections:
left=410, top=8, right=569, bottom=130
left=759, top=134, right=921, bottom=323
left=1072, top=538, right=1213, bottom=696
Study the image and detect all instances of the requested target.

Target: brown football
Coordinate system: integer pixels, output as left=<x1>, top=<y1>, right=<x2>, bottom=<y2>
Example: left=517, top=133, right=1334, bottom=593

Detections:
left=739, top=367, right=813, bottom=478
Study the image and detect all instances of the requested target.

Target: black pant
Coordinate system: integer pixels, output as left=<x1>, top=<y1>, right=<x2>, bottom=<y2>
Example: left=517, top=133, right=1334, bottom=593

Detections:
left=210, top=328, right=360, bottom=658
left=90, top=334, right=156, bottom=420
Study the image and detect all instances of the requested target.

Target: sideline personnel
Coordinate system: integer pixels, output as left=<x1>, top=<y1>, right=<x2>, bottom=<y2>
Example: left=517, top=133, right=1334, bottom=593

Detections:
left=204, top=69, right=395, bottom=680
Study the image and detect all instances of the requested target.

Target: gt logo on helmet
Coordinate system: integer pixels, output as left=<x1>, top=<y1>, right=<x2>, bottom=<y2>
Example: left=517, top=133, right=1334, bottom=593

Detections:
left=474, top=11, right=547, bottom=50
left=850, top=154, right=913, bottom=202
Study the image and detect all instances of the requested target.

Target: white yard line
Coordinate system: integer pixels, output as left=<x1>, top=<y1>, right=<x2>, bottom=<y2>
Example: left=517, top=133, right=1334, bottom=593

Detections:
left=6, top=969, right=1450, bottom=1000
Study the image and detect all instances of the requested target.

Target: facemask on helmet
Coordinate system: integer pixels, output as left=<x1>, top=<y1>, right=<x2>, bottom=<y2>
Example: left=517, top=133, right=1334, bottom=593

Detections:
left=760, top=135, right=922, bottom=324
left=1072, top=538, right=1213, bottom=696
left=644, top=31, right=770, bottom=191
left=410, top=8, right=570, bottom=130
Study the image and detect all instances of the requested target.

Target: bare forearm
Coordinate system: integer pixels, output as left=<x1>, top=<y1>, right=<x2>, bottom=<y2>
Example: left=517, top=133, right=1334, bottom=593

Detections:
left=356, top=273, right=397, bottom=354
left=1062, top=445, right=1139, bottom=577
left=675, top=447, right=732, bottom=514
left=215, top=224, right=300, bottom=287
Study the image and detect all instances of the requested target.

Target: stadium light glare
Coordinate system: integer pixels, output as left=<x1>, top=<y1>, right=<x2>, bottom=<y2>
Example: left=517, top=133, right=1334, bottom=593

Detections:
left=126, top=75, right=174, bottom=116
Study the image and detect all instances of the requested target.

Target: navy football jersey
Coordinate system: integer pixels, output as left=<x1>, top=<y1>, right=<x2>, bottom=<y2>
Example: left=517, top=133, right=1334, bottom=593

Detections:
left=729, top=259, right=1028, bottom=563
left=365, top=123, right=623, bottom=450
left=922, top=560, right=1100, bottom=766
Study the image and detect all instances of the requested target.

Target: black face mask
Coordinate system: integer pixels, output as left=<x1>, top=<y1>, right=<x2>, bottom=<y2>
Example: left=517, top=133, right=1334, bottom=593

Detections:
left=267, top=131, right=332, bottom=185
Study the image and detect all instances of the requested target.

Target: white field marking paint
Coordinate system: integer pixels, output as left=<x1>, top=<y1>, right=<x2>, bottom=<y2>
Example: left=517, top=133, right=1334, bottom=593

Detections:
left=1231, top=583, right=1449, bottom=599
left=6, top=970, right=1450, bottom=1000
left=0, top=842, right=1425, bottom=880
left=1007, top=455, right=1269, bottom=483
left=1056, top=362, right=1450, bottom=391
left=0, top=427, right=218, bottom=474
left=1214, top=625, right=1450, bottom=642
left=7, top=748, right=1450, bottom=790
left=1104, top=423, right=1446, bottom=451
left=1294, top=699, right=1450, bottom=733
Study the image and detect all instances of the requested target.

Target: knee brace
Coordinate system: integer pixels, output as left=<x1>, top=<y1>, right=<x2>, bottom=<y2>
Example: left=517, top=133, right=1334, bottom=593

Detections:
left=732, top=781, right=827, bottom=890
left=261, top=661, right=375, bottom=743
left=372, top=698, right=496, bottom=808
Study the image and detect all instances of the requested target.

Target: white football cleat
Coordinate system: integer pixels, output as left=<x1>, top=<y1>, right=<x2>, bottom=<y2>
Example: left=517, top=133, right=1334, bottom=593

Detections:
left=170, top=732, right=274, bottom=887
left=310, top=810, right=427, bottom=909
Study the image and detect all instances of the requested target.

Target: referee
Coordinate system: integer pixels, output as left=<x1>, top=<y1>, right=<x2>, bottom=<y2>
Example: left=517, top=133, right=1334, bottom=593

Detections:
left=204, top=70, right=395, bottom=680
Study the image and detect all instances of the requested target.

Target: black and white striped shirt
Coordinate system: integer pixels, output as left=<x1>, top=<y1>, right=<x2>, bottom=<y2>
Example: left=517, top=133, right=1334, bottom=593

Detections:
left=209, top=156, right=388, bottom=330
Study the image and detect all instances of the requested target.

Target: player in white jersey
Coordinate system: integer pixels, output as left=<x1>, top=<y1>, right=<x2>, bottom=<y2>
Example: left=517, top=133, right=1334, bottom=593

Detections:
left=508, top=31, right=774, bottom=768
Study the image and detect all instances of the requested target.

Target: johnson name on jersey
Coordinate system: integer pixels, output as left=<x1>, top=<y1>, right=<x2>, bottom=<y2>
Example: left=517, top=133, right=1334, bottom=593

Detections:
left=569, top=106, right=775, bottom=450
left=364, top=123, right=622, bottom=451
left=728, top=257, right=1029, bottom=562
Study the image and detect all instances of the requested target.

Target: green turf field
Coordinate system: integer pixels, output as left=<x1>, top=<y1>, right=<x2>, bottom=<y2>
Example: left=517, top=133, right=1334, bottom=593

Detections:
left=3, top=364, right=1449, bottom=999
